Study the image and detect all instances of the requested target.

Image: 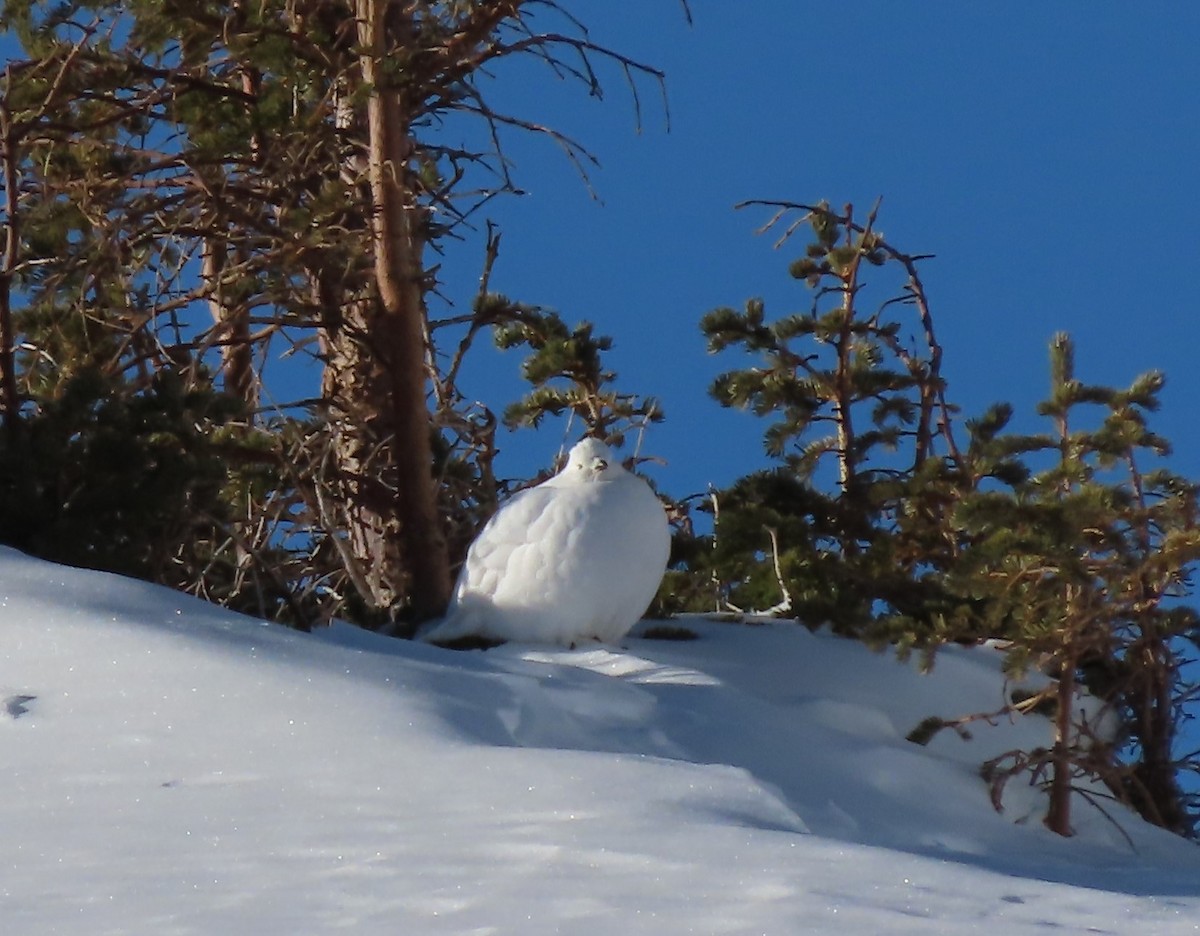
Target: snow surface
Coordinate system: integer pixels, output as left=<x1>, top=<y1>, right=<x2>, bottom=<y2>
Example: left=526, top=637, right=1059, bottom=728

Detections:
left=4, top=545, right=1200, bottom=934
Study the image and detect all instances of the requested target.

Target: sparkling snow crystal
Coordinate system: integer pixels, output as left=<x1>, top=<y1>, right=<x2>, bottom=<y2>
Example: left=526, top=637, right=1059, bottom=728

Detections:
left=425, top=437, right=670, bottom=646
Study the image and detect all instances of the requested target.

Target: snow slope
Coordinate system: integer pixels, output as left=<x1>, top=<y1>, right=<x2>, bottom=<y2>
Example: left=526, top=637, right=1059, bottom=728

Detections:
left=4, top=545, right=1200, bottom=934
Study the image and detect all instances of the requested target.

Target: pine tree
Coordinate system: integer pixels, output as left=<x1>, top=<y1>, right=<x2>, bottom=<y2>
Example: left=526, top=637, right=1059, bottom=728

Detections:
left=693, top=201, right=960, bottom=631
left=953, top=334, right=1200, bottom=835
left=0, top=1, right=674, bottom=627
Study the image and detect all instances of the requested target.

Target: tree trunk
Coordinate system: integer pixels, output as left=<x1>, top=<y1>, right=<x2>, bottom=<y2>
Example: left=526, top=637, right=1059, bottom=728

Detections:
left=1045, top=641, right=1077, bottom=836
left=318, top=0, right=451, bottom=622
left=201, top=235, right=257, bottom=409
left=1127, top=635, right=1188, bottom=834
left=833, top=322, right=855, bottom=495
left=0, top=88, right=21, bottom=445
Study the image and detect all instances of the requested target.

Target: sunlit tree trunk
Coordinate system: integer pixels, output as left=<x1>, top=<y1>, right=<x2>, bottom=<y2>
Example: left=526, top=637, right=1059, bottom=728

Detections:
left=316, top=0, right=451, bottom=621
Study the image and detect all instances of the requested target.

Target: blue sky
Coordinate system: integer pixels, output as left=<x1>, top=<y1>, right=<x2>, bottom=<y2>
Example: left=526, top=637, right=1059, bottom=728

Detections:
left=439, top=2, right=1200, bottom=500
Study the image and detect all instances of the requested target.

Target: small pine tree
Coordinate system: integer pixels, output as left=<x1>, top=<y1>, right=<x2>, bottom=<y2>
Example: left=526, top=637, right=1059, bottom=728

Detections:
left=492, top=302, right=664, bottom=450
left=952, top=334, right=1200, bottom=836
left=691, top=201, right=959, bottom=632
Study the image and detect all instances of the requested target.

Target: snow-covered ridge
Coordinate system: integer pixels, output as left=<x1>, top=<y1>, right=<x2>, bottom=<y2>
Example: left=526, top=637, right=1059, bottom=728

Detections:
left=4, top=546, right=1199, bottom=934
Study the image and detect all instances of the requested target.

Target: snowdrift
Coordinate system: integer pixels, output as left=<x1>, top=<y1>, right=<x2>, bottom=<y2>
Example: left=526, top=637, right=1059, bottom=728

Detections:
left=4, top=546, right=1200, bottom=934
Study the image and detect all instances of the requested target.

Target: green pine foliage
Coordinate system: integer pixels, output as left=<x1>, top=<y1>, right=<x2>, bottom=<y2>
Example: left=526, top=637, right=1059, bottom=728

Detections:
left=493, top=302, right=664, bottom=449
left=0, top=367, right=241, bottom=581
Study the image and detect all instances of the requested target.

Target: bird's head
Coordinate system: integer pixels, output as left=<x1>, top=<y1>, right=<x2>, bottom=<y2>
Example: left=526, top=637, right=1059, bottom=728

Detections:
left=563, top=437, right=617, bottom=482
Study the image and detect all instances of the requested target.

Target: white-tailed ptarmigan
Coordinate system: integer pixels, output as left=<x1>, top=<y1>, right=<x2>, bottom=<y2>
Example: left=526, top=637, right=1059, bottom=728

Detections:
left=424, top=437, right=670, bottom=647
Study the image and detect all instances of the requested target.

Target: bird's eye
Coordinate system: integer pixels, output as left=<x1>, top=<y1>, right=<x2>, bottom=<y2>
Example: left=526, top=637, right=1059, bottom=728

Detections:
left=594, top=458, right=608, bottom=471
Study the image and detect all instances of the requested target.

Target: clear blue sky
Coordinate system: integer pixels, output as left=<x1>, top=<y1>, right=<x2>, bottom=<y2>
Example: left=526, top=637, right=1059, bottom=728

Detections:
left=442, top=2, right=1200, bottom=500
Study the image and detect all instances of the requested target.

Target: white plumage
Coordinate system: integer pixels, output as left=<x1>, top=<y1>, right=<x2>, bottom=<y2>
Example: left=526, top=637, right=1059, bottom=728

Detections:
left=425, top=438, right=670, bottom=647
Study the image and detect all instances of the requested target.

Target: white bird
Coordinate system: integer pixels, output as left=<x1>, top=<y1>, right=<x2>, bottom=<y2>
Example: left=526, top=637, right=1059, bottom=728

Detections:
left=425, top=437, right=671, bottom=647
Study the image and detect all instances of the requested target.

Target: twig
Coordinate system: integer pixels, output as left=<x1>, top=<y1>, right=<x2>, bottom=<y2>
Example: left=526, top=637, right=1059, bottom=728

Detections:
left=438, top=221, right=502, bottom=407
left=760, top=526, right=793, bottom=616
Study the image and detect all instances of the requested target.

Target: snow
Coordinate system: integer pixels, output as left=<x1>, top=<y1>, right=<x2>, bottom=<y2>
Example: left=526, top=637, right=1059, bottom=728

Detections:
left=4, top=545, right=1200, bottom=934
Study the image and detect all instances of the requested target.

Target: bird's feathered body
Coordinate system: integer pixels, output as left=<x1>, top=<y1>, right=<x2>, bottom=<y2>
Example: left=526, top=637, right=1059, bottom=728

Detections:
left=425, top=439, right=670, bottom=646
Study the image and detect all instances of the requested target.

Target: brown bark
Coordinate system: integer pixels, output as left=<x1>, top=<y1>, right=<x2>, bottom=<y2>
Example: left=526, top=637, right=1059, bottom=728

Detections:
left=0, top=79, right=21, bottom=444
left=317, top=0, right=451, bottom=621
left=1126, top=635, right=1189, bottom=834
left=1045, top=628, right=1077, bottom=837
